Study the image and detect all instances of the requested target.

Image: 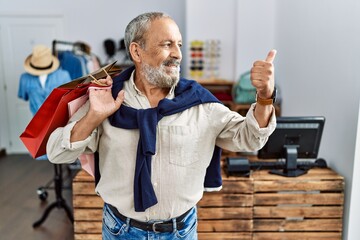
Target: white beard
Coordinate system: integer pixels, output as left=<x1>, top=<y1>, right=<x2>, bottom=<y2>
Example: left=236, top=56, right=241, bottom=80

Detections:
left=141, top=61, right=180, bottom=88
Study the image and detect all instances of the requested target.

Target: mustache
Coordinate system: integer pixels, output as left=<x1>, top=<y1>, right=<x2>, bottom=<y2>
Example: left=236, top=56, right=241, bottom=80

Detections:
left=163, top=59, right=181, bottom=67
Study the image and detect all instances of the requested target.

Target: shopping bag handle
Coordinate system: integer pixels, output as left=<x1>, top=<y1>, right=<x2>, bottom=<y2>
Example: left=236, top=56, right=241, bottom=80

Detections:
left=89, top=67, right=111, bottom=86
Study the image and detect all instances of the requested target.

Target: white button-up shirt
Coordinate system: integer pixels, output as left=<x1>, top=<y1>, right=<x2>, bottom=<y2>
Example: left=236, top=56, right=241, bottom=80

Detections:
left=47, top=71, right=276, bottom=221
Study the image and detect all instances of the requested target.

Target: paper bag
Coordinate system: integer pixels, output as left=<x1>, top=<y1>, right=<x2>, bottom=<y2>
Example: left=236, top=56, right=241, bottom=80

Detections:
left=20, top=61, right=121, bottom=158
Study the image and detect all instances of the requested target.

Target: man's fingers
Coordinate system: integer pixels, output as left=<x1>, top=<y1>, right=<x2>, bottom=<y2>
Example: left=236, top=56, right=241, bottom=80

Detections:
left=114, top=90, right=125, bottom=108
left=106, top=75, right=113, bottom=85
left=96, top=75, right=113, bottom=86
left=265, top=49, right=277, bottom=63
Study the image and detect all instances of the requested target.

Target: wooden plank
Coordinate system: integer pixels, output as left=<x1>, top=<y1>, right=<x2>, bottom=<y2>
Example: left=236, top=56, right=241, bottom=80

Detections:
left=254, top=206, right=343, bottom=219
left=198, top=232, right=252, bottom=240
left=253, top=219, right=343, bottom=232
left=198, top=193, right=253, bottom=207
left=74, top=233, right=102, bottom=240
left=73, top=195, right=104, bottom=208
left=221, top=179, right=253, bottom=193
left=252, top=232, right=342, bottom=240
left=197, top=220, right=252, bottom=232
left=74, top=208, right=103, bottom=221
left=197, top=79, right=234, bottom=85
left=73, top=169, right=96, bottom=182
left=198, top=207, right=252, bottom=219
left=251, top=168, right=344, bottom=181
left=73, top=182, right=97, bottom=195
left=254, top=193, right=344, bottom=206
left=74, top=221, right=102, bottom=234
left=254, top=179, right=344, bottom=192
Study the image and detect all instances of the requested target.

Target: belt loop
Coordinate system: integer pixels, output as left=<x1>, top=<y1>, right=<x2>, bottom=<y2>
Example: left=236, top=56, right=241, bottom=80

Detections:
left=172, top=218, right=177, bottom=233
left=124, top=217, right=131, bottom=232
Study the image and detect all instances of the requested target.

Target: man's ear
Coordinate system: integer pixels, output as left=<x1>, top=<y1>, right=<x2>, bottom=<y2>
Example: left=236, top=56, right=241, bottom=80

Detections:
left=129, top=42, right=141, bottom=63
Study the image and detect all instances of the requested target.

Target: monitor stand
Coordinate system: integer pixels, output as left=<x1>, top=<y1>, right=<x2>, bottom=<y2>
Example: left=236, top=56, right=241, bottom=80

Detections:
left=269, top=145, right=307, bottom=177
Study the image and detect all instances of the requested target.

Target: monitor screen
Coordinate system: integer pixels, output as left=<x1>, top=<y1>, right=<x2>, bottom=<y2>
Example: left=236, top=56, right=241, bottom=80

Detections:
left=258, top=116, right=325, bottom=177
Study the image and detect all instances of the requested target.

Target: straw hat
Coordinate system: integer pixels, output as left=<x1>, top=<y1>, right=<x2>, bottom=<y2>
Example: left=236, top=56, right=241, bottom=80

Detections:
left=24, top=45, right=59, bottom=76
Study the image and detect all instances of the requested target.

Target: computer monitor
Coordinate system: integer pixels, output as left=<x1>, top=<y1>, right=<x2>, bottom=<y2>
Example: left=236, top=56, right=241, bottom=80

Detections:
left=258, top=116, right=325, bottom=177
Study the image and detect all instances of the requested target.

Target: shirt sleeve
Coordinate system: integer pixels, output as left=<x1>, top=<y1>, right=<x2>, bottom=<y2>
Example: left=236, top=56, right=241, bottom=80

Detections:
left=46, top=101, right=100, bottom=164
left=209, top=102, right=276, bottom=152
left=59, top=69, right=72, bottom=85
left=18, top=73, right=29, bottom=101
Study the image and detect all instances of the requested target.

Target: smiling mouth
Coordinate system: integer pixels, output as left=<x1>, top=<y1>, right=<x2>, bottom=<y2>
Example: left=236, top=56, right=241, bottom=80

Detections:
left=163, top=59, right=181, bottom=67
left=167, top=64, right=179, bottom=68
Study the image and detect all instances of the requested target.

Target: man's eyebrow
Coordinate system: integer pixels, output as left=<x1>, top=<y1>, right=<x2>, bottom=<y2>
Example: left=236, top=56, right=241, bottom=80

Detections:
left=162, top=40, right=182, bottom=46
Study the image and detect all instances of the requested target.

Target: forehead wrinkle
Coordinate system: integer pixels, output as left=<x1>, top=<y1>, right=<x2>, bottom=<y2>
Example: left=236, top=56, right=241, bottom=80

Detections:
left=147, top=19, right=182, bottom=43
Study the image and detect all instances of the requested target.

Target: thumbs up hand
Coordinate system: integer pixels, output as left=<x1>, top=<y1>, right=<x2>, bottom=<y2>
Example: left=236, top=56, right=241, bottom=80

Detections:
left=250, top=49, right=277, bottom=99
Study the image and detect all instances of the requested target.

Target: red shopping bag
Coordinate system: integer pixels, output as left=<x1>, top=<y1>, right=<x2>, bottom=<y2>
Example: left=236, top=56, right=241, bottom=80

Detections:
left=20, top=61, right=120, bottom=158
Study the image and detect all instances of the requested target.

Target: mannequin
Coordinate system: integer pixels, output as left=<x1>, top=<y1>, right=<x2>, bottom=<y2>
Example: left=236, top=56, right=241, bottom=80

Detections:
left=38, top=74, right=47, bottom=89
left=18, top=45, right=74, bottom=228
left=103, top=38, right=116, bottom=64
left=18, top=44, right=71, bottom=158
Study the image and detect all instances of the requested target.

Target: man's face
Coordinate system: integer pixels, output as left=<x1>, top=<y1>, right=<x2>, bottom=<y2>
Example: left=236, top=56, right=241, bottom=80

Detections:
left=139, top=18, right=183, bottom=88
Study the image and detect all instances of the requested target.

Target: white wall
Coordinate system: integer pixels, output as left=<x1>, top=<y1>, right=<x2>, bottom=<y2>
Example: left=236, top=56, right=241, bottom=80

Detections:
left=235, top=0, right=276, bottom=78
left=0, top=32, right=6, bottom=150
left=185, top=0, right=237, bottom=80
left=276, top=1, right=360, bottom=239
left=348, top=101, right=360, bottom=239
left=185, top=0, right=276, bottom=80
left=0, top=0, right=186, bottom=64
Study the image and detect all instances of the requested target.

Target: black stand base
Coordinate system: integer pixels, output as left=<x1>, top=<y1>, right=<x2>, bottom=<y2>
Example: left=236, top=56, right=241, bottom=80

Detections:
left=269, top=168, right=308, bottom=177
left=33, top=164, right=74, bottom=228
left=226, top=157, right=327, bottom=177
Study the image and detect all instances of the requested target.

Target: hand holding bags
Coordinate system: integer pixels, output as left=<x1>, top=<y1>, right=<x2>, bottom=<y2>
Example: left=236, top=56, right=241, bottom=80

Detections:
left=20, top=61, right=121, bottom=158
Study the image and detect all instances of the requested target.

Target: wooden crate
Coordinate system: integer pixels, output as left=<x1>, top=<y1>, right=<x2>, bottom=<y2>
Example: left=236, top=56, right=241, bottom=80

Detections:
left=73, top=167, right=344, bottom=240
left=252, top=168, right=344, bottom=240
left=197, top=170, right=253, bottom=240
left=197, top=167, right=344, bottom=240
left=72, top=170, right=103, bottom=240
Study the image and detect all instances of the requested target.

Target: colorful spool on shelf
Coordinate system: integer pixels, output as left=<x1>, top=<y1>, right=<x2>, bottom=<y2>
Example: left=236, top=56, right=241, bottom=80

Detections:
left=189, top=40, right=204, bottom=78
left=189, top=39, right=221, bottom=79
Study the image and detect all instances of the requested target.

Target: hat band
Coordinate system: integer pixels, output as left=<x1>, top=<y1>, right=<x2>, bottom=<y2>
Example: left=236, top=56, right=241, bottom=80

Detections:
left=30, top=61, right=53, bottom=70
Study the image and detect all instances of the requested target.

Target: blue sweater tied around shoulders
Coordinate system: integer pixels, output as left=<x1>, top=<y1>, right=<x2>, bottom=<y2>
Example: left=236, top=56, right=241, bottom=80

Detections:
left=107, top=66, right=223, bottom=212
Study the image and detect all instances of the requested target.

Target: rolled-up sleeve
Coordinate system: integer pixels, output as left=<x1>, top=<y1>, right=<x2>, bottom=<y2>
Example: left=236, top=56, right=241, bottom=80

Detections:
left=46, top=101, right=99, bottom=164
left=210, top=103, right=276, bottom=152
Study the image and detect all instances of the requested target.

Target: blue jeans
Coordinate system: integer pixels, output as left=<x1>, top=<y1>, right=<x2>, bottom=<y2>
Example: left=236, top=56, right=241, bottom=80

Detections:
left=102, top=204, right=198, bottom=240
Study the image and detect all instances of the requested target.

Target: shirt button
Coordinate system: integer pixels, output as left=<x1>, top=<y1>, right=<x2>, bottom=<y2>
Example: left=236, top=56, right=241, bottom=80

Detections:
left=153, top=182, right=158, bottom=187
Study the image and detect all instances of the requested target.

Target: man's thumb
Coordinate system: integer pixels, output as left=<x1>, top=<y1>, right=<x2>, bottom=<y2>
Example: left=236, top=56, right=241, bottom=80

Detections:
left=114, top=90, right=125, bottom=108
left=265, top=49, right=277, bottom=63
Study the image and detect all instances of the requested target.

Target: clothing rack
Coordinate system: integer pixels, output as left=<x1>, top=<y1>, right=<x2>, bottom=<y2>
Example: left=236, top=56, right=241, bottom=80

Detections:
left=32, top=39, right=78, bottom=228
left=33, top=164, right=74, bottom=227
left=52, top=39, right=101, bottom=79
left=52, top=39, right=76, bottom=55
left=52, top=39, right=92, bottom=55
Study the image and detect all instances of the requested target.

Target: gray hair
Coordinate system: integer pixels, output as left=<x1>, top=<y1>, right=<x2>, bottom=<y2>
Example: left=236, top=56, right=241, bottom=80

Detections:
left=124, top=12, right=171, bottom=61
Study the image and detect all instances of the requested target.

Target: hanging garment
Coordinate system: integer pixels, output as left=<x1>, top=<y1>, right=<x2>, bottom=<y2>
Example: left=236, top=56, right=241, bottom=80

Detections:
left=57, top=51, right=83, bottom=79
left=18, top=68, right=71, bottom=115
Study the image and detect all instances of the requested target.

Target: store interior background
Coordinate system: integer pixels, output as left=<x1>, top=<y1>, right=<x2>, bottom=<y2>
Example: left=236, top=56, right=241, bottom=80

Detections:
left=0, top=0, right=359, bottom=239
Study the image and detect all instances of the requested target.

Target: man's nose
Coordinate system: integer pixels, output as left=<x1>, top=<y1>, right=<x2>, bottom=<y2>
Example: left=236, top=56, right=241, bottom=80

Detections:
left=170, top=45, right=182, bottom=60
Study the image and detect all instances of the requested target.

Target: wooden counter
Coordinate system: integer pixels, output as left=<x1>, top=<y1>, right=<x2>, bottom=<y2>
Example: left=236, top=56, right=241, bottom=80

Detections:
left=197, top=167, right=344, bottom=240
left=73, top=167, right=344, bottom=240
